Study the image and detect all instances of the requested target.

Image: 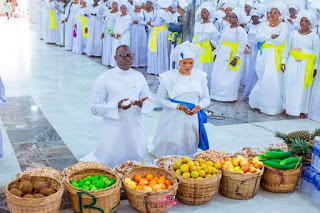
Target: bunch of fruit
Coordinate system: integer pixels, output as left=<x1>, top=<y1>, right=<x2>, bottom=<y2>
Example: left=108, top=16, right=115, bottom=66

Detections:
left=221, top=155, right=263, bottom=173
left=258, top=150, right=302, bottom=170
left=172, top=156, right=221, bottom=179
left=124, top=173, right=173, bottom=192
left=8, top=174, right=57, bottom=198
left=70, top=175, right=116, bottom=191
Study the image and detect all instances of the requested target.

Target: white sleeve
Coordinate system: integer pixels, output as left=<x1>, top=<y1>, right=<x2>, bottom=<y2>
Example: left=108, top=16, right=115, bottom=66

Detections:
left=90, top=75, right=119, bottom=120
left=118, top=16, right=132, bottom=35
left=196, top=74, right=210, bottom=109
left=0, top=78, right=5, bottom=109
left=63, top=2, right=71, bottom=20
left=256, top=24, right=272, bottom=43
left=236, top=27, right=248, bottom=57
left=282, top=32, right=294, bottom=64
left=269, top=23, right=288, bottom=45
left=137, top=77, right=153, bottom=114
left=313, top=34, right=320, bottom=69
left=210, top=27, right=220, bottom=48
left=156, top=78, right=178, bottom=110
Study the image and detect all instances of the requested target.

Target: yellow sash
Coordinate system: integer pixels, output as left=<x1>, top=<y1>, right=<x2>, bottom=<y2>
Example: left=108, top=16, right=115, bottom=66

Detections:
left=290, top=50, right=317, bottom=89
left=261, top=42, right=285, bottom=71
left=77, top=17, right=88, bottom=38
left=194, top=36, right=213, bottom=63
left=47, top=9, right=57, bottom=29
left=149, top=25, right=167, bottom=52
left=222, top=41, right=240, bottom=71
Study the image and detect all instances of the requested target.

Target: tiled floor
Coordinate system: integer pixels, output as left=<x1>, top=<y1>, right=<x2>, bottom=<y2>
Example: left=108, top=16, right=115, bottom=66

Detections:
left=0, top=18, right=319, bottom=212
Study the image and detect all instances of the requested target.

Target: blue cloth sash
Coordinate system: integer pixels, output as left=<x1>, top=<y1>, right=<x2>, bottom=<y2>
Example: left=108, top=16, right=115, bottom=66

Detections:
left=169, top=98, right=209, bottom=151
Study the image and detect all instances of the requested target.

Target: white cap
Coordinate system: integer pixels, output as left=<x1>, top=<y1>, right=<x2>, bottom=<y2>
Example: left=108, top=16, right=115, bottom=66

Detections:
left=133, top=0, right=143, bottom=6
left=232, top=7, right=245, bottom=24
left=268, top=1, right=287, bottom=19
left=299, top=11, right=317, bottom=29
left=223, top=1, right=235, bottom=10
left=157, top=0, right=172, bottom=9
left=245, top=0, right=253, bottom=8
left=196, top=1, right=215, bottom=19
left=118, top=0, right=132, bottom=12
left=170, top=41, right=201, bottom=62
left=250, top=9, right=260, bottom=17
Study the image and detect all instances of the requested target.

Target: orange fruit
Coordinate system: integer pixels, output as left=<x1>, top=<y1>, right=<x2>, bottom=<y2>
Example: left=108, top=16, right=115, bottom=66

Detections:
left=165, top=180, right=172, bottom=186
left=146, top=173, right=154, bottom=181
left=153, top=176, right=159, bottom=181
left=150, top=180, right=157, bottom=185
left=149, top=183, right=156, bottom=188
left=134, top=175, right=142, bottom=183
left=167, top=185, right=173, bottom=189
left=159, top=183, right=166, bottom=190
left=157, top=179, right=165, bottom=184
left=159, top=176, right=166, bottom=182
left=152, top=184, right=161, bottom=192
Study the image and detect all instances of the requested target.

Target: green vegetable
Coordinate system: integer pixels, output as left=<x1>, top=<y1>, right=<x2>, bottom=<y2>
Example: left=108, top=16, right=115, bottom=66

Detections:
left=109, top=178, right=116, bottom=184
left=264, top=151, right=291, bottom=159
left=269, top=149, right=284, bottom=152
left=92, top=175, right=99, bottom=181
left=85, top=181, right=91, bottom=185
left=258, top=154, right=268, bottom=161
left=287, top=161, right=302, bottom=170
left=105, top=180, right=112, bottom=186
left=96, top=181, right=104, bottom=189
left=263, top=160, right=289, bottom=170
left=280, top=156, right=301, bottom=165
left=269, top=159, right=282, bottom=163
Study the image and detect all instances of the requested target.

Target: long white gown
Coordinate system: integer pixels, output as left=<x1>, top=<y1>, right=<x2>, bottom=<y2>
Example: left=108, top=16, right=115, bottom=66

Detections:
left=43, top=0, right=59, bottom=44
left=243, top=22, right=262, bottom=99
left=192, top=21, right=220, bottom=92
left=214, top=17, right=230, bottom=33
left=56, top=2, right=65, bottom=45
left=72, top=7, right=89, bottom=55
left=210, top=26, right=248, bottom=101
left=80, top=67, right=153, bottom=168
left=309, top=73, right=320, bottom=122
left=38, top=0, right=46, bottom=39
left=282, top=31, right=320, bottom=116
left=148, top=69, right=210, bottom=157
left=101, top=10, right=118, bottom=66
left=147, top=9, right=176, bottom=75
left=0, top=78, right=5, bottom=159
left=130, top=10, right=148, bottom=67
left=249, top=22, right=288, bottom=115
left=110, top=14, right=132, bottom=67
left=63, top=1, right=80, bottom=50
left=86, top=4, right=104, bottom=56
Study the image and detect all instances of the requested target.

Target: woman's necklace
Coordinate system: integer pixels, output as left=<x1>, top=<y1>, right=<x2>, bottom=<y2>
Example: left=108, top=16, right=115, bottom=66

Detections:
left=300, top=30, right=312, bottom=35
left=270, top=20, right=281, bottom=27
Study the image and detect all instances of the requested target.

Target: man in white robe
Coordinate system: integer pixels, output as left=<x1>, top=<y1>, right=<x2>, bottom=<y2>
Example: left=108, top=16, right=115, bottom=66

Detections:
left=81, top=45, right=153, bottom=168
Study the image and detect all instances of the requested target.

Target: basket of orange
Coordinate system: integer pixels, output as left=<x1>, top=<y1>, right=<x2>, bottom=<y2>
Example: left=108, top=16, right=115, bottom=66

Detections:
left=122, top=167, right=178, bottom=213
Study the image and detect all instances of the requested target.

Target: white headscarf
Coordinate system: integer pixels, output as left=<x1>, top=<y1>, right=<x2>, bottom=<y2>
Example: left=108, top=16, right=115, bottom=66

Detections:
left=245, top=0, right=253, bottom=8
left=118, top=0, right=132, bottom=13
left=223, top=1, right=235, bottom=10
left=298, top=11, right=317, bottom=29
left=170, top=41, right=201, bottom=63
left=156, top=0, right=172, bottom=9
left=133, top=0, right=143, bottom=6
left=196, top=1, right=215, bottom=20
left=232, top=7, right=245, bottom=24
left=250, top=9, right=260, bottom=17
left=288, top=3, right=300, bottom=12
left=268, top=1, right=287, bottom=20
left=255, top=4, right=266, bottom=17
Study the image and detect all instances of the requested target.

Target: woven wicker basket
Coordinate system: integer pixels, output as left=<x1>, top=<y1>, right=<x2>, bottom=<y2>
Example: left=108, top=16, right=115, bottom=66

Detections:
left=219, top=167, right=264, bottom=200
left=65, top=168, right=121, bottom=213
left=261, top=165, right=302, bottom=193
left=123, top=166, right=178, bottom=213
left=5, top=175, right=64, bottom=213
left=174, top=170, right=222, bottom=205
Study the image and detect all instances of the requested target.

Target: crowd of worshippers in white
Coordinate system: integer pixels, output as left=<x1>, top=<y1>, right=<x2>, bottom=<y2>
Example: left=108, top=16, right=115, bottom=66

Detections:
left=38, top=0, right=320, bottom=165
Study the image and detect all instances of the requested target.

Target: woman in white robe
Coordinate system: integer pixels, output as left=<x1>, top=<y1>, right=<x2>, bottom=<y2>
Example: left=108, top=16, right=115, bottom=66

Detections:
left=242, top=0, right=253, bottom=26
left=0, top=77, right=5, bottom=159
left=72, top=0, right=89, bottom=55
left=210, top=9, right=248, bottom=102
left=243, top=10, right=262, bottom=100
left=62, top=0, right=80, bottom=51
left=56, top=1, right=65, bottom=45
left=148, top=41, right=210, bottom=157
left=101, top=0, right=118, bottom=66
left=286, top=4, right=300, bottom=38
left=38, top=0, right=46, bottom=40
left=147, top=0, right=176, bottom=75
left=110, top=1, right=132, bottom=67
left=86, top=0, right=104, bottom=57
left=192, top=2, right=220, bottom=92
left=309, top=72, right=320, bottom=122
left=249, top=2, right=288, bottom=115
left=214, top=2, right=233, bottom=33
left=130, top=0, right=148, bottom=68
left=282, top=13, right=319, bottom=118
left=43, top=0, right=59, bottom=44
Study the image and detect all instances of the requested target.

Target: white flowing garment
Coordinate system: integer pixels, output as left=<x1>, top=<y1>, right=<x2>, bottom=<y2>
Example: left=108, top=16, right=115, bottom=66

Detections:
left=86, top=4, right=104, bottom=56
left=101, top=10, right=119, bottom=66
left=249, top=22, right=288, bottom=115
left=43, top=1, right=59, bottom=44
left=110, top=14, right=132, bottom=67
left=63, top=2, right=80, bottom=50
left=130, top=10, right=148, bottom=67
left=192, top=22, right=220, bottom=92
left=38, top=0, right=46, bottom=39
left=56, top=2, right=65, bottom=45
left=214, top=17, right=230, bottom=33
left=148, top=69, right=210, bottom=157
left=309, top=73, right=320, bottom=122
left=81, top=67, right=153, bottom=168
left=72, top=7, right=88, bottom=55
left=282, top=31, right=320, bottom=116
left=210, top=26, right=248, bottom=101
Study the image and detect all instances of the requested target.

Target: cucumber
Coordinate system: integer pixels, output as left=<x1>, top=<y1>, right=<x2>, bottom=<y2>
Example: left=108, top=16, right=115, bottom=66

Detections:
left=263, top=151, right=292, bottom=159
left=280, top=156, right=301, bottom=165
left=258, top=154, right=268, bottom=161
left=263, top=160, right=289, bottom=170
left=287, top=161, right=302, bottom=170
left=269, top=149, right=284, bottom=152
left=270, top=159, right=282, bottom=163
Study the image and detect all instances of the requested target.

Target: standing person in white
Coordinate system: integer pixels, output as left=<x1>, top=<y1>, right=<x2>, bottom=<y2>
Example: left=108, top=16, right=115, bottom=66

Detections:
left=0, top=77, right=5, bottom=160
left=72, top=0, right=89, bottom=55
left=38, top=0, right=46, bottom=39
left=130, top=0, right=148, bottom=68
left=81, top=45, right=152, bottom=167
left=285, top=4, right=300, bottom=37
left=62, top=0, right=80, bottom=51
left=56, top=0, right=65, bottom=45
left=148, top=41, right=210, bottom=157
left=282, top=12, right=319, bottom=118
left=44, top=0, right=59, bottom=44
left=101, top=0, right=118, bottom=66
left=249, top=2, right=288, bottom=115
left=86, top=0, right=104, bottom=57
left=192, top=1, right=220, bottom=91
left=210, top=8, right=248, bottom=102
left=215, top=1, right=234, bottom=33
left=309, top=70, right=320, bottom=122
left=110, top=1, right=132, bottom=67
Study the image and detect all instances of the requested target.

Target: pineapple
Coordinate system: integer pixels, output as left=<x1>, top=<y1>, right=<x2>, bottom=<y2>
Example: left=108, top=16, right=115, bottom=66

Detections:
left=288, top=137, right=309, bottom=156
left=287, top=130, right=313, bottom=141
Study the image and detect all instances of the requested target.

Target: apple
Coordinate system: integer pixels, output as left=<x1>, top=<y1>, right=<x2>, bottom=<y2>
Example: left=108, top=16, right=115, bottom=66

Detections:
left=219, top=158, right=225, bottom=166
left=241, top=164, right=250, bottom=173
left=252, top=157, right=259, bottom=164
left=255, top=162, right=263, bottom=169
left=225, top=157, right=232, bottom=162
left=232, top=158, right=240, bottom=166
left=249, top=166, right=256, bottom=173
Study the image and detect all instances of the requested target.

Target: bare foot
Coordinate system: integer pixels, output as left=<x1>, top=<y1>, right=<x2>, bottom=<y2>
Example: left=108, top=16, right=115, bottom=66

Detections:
left=81, top=52, right=87, bottom=55
left=281, top=111, right=287, bottom=117
left=299, top=113, right=307, bottom=119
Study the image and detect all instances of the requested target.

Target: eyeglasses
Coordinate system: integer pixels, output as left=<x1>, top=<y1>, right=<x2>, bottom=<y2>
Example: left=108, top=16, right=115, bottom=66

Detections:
left=117, top=53, right=135, bottom=59
left=228, top=16, right=237, bottom=19
left=120, top=6, right=127, bottom=10
left=267, top=11, right=280, bottom=15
